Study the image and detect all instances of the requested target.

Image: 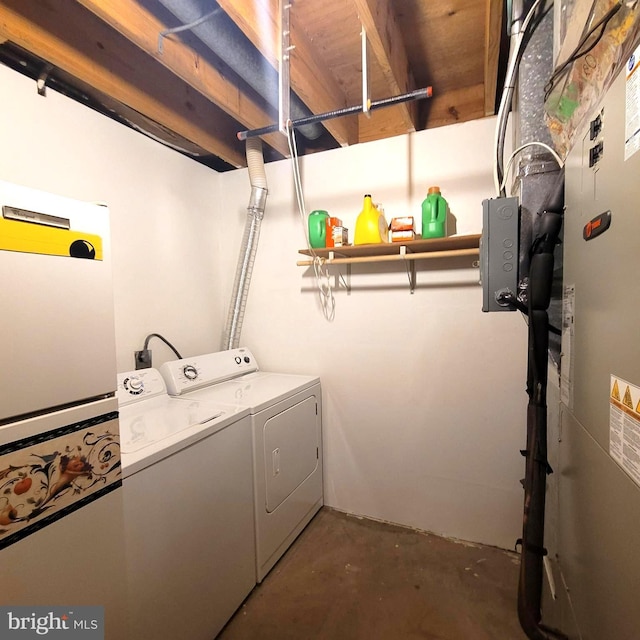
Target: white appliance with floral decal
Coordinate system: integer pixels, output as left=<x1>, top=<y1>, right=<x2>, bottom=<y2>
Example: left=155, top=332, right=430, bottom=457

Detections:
left=0, top=180, right=127, bottom=639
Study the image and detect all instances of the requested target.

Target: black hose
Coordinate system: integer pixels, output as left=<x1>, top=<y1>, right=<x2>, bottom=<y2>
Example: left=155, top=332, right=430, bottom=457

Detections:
left=517, top=168, right=568, bottom=640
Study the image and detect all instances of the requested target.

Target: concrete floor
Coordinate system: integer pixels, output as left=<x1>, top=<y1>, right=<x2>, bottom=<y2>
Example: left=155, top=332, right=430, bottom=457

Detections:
left=218, top=508, right=527, bottom=640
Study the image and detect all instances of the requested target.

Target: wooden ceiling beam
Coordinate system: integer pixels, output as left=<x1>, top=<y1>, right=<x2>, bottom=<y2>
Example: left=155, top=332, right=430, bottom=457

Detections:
left=484, top=0, right=504, bottom=116
left=0, top=0, right=248, bottom=167
left=352, top=0, right=418, bottom=132
left=216, top=0, right=358, bottom=146
left=426, top=83, right=486, bottom=130
left=75, top=0, right=289, bottom=158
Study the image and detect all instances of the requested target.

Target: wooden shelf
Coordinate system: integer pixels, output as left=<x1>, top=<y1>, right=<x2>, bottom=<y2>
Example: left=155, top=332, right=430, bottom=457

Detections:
left=297, top=234, right=481, bottom=266
left=297, top=234, right=481, bottom=293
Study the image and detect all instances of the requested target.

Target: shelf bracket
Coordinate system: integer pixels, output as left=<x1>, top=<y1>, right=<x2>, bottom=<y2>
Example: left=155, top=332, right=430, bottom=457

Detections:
left=400, top=246, right=416, bottom=293
left=338, top=264, right=351, bottom=293
left=325, top=251, right=350, bottom=293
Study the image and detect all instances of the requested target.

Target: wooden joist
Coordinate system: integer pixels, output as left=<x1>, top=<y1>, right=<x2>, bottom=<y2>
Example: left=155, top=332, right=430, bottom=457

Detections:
left=75, top=0, right=291, bottom=158
left=353, top=0, right=418, bottom=132
left=0, top=0, right=249, bottom=167
left=217, top=0, right=358, bottom=146
left=484, top=0, right=504, bottom=116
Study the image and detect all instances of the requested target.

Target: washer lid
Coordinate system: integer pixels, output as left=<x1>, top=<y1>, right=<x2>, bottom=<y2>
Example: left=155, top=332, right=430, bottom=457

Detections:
left=119, top=396, right=250, bottom=479
left=119, top=395, right=226, bottom=454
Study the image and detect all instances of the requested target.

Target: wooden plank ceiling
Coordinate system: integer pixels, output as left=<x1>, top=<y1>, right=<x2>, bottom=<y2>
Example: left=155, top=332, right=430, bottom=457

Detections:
left=0, top=0, right=504, bottom=171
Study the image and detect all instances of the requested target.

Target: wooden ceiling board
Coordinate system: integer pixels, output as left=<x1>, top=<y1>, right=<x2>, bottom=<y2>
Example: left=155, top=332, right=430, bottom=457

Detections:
left=352, top=0, right=417, bottom=129
left=217, top=0, right=357, bottom=146
left=0, top=0, right=247, bottom=166
left=358, top=104, right=417, bottom=143
left=484, top=0, right=504, bottom=115
left=292, top=0, right=420, bottom=128
left=75, top=0, right=290, bottom=158
left=425, top=82, right=486, bottom=129
left=397, top=0, right=486, bottom=93
left=0, top=0, right=506, bottom=169
left=294, top=0, right=364, bottom=105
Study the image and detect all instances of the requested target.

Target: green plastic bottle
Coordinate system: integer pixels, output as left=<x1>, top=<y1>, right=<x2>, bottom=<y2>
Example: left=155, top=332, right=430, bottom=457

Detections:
left=308, top=210, right=329, bottom=248
left=421, top=186, right=447, bottom=239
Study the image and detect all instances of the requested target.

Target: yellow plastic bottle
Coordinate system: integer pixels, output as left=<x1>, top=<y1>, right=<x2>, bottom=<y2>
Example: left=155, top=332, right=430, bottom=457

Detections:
left=354, top=194, right=388, bottom=245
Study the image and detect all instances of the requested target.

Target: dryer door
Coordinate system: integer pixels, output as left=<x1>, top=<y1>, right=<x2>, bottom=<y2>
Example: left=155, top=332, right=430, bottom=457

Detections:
left=264, top=395, right=319, bottom=512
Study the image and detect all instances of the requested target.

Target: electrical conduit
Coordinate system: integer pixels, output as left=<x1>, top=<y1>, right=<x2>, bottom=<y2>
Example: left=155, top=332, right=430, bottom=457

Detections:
left=222, top=138, right=268, bottom=350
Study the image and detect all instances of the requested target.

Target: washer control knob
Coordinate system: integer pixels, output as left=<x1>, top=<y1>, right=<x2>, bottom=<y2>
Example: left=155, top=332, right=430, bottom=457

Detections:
left=235, top=356, right=242, bottom=364
left=244, top=356, right=250, bottom=363
left=182, top=364, right=198, bottom=381
left=124, top=376, right=144, bottom=395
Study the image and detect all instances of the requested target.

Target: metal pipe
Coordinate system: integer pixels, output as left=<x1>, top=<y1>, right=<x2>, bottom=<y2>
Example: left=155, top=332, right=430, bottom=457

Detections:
left=222, top=138, right=268, bottom=350
left=238, top=87, right=433, bottom=141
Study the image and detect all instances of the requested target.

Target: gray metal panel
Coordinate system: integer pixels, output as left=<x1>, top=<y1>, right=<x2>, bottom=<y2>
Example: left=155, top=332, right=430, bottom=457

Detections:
left=563, top=69, right=640, bottom=449
left=557, top=408, right=640, bottom=640
left=557, top=63, right=640, bottom=640
left=481, top=197, right=520, bottom=311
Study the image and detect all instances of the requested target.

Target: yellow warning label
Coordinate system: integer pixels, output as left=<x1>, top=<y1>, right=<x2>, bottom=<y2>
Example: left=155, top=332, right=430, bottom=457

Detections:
left=612, top=379, right=621, bottom=401
left=0, top=218, right=102, bottom=260
left=623, top=386, right=634, bottom=410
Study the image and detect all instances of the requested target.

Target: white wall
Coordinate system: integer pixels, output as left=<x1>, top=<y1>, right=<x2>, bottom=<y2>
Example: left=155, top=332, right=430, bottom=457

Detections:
left=0, top=65, right=224, bottom=373
left=218, top=120, right=528, bottom=549
left=1, top=62, right=527, bottom=550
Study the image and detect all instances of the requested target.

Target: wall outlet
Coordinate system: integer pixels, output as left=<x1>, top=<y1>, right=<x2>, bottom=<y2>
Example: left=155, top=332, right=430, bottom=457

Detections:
left=135, top=349, right=152, bottom=370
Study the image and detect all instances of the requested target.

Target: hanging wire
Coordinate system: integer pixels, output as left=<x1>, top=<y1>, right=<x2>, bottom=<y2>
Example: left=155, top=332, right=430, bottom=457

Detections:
left=493, top=0, right=550, bottom=196
left=543, top=0, right=624, bottom=101
left=500, top=141, right=564, bottom=195
left=286, top=122, right=336, bottom=322
left=142, top=333, right=183, bottom=359
left=157, top=7, right=221, bottom=53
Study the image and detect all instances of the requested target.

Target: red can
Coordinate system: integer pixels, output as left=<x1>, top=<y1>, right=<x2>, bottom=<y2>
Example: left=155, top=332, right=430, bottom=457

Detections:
left=325, top=216, right=342, bottom=248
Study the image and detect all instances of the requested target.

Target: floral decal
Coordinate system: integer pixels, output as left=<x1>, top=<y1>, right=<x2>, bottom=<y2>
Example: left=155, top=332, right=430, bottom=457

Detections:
left=0, top=413, right=121, bottom=549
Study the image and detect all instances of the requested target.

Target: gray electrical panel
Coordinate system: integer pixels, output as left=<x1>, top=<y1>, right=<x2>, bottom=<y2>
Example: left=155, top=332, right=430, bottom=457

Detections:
left=480, top=197, right=520, bottom=312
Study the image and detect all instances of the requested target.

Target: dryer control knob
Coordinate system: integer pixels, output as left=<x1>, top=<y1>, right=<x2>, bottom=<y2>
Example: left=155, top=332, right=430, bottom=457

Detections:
left=182, top=364, right=198, bottom=381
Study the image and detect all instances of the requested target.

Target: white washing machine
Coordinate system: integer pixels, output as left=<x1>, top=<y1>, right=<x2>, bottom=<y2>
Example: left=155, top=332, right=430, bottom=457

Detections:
left=161, top=347, right=323, bottom=582
left=117, top=368, right=255, bottom=639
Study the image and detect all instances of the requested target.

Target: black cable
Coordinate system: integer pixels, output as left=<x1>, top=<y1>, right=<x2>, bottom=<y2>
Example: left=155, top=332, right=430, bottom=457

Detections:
left=497, top=292, right=561, bottom=334
left=142, top=333, right=183, bottom=359
left=544, top=1, right=623, bottom=101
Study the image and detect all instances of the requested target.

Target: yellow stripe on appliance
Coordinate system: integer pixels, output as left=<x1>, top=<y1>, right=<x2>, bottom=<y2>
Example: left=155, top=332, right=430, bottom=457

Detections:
left=0, top=216, right=103, bottom=260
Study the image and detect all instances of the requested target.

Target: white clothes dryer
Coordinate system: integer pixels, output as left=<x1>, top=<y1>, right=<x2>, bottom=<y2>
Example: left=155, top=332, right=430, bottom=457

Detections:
left=117, top=368, right=255, bottom=639
left=161, top=348, right=323, bottom=582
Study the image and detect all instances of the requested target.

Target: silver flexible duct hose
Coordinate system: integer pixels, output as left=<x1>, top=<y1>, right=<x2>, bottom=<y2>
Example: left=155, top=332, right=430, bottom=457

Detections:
left=222, top=138, right=268, bottom=350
